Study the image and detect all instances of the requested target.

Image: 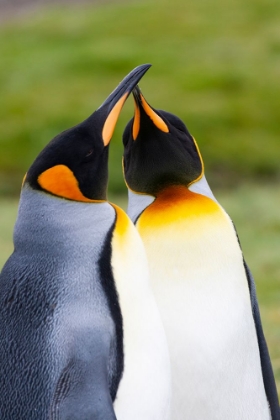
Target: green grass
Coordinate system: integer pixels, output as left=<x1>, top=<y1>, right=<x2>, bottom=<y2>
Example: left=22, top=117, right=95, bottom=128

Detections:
left=1, top=0, right=280, bottom=195
left=0, top=184, right=279, bottom=397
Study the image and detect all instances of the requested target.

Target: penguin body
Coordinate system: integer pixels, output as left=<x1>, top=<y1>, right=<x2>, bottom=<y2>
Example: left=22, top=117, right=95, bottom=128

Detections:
left=123, top=87, right=279, bottom=420
left=0, top=188, right=118, bottom=419
left=0, top=66, right=171, bottom=420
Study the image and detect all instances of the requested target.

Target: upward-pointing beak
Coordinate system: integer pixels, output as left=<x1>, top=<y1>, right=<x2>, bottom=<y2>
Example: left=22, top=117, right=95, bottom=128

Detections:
left=97, top=64, right=151, bottom=146
left=132, top=85, right=169, bottom=140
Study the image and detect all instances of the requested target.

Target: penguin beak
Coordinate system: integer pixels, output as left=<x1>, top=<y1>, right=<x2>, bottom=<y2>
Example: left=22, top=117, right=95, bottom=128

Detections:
left=97, top=64, right=151, bottom=146
left=132, top=85, right=169, bottom=140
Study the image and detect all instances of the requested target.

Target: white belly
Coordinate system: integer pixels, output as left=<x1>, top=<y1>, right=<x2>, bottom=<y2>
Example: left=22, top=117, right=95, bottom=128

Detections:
left=111, top=206, right=171, bottom=420
left=137, top=204, right=270, bottom=420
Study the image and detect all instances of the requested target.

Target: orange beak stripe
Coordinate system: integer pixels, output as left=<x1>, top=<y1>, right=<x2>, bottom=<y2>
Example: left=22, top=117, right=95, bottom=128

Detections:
left=132, top=99, right=141, bottom=140
left=140, top=94, right=169, bottom=133
left=102, top=93, right=128, bottom=146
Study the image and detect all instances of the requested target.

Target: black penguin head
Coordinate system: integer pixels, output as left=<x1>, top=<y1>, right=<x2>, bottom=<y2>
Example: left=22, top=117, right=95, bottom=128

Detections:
left=123, top=86, right=204, bottom=196
left=24, top=64, right=151, bottom=202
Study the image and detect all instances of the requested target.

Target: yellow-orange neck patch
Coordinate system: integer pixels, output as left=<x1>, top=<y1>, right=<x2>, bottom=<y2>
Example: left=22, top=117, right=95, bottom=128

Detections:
left=137, top=185, right=222, bottom=230
left=37, top=164, right=102, bottom=203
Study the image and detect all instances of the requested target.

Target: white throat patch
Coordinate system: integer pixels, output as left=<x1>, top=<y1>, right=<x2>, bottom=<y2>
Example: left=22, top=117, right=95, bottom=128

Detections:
left=188, top=175, right=218, bottom=202
left=127, top=190, right=155, bottom=223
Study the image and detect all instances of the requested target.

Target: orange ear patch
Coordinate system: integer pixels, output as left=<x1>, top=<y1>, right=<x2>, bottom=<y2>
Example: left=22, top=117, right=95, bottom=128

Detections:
left=140, top=94, right=169, bottom=133
left=37, top=164, right=100, bottom=202
left=102, top=93, right=128, bottom=146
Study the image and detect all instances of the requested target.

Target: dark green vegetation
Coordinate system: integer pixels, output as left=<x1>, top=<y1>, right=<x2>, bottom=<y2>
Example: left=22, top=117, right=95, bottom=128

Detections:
left=1, top=185, right=280, bottom=396
left=0, top=0, right=280, bottom=195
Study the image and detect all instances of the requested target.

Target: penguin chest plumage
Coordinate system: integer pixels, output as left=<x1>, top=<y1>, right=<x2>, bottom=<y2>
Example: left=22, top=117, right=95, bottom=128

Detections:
left=136, top=186, right=270, bottom=420
left=111, top=204, right=171, bottom=420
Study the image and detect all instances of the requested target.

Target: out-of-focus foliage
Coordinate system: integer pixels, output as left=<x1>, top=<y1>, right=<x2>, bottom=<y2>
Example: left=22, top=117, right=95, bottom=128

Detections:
left=0, top=0, right=280, bottom=195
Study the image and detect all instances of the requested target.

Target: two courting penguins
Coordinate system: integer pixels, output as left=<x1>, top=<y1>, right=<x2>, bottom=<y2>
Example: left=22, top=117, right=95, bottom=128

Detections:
left=0, top=64, right=278, bottom=420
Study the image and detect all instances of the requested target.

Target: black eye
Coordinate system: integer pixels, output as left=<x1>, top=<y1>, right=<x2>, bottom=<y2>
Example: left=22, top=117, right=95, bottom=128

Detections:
left=85, top=149, right=93, bottom=157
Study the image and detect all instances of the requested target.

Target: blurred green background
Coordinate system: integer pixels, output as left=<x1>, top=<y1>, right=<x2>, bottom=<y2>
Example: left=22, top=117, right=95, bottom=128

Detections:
left=0, top=0, right=279, bottom=397
left=1, top=0, right=280, bottom=195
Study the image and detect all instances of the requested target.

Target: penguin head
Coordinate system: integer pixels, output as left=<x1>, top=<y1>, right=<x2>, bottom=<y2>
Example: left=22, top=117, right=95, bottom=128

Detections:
left=123, top=86, right=204, bottom=196
left=24, top=64, right=151, bottom=202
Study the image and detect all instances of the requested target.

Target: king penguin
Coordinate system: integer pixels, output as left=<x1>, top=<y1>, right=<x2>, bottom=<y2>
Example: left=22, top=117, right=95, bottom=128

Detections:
left=122, top=85, right=280, bottom=420
left=0, top=66, right=171, bottom=420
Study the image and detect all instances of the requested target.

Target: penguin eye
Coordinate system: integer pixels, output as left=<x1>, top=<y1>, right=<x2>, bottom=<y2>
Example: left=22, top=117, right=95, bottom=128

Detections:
left=85, top=149, right=93, bottom=157
left=82, top=149, right=94, bottom=163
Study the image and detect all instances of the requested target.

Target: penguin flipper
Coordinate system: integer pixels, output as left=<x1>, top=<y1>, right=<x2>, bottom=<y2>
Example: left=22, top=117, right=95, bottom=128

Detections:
left=243, top=260, right=280, bottom=420
left=50, top=352, right=117, bottom=420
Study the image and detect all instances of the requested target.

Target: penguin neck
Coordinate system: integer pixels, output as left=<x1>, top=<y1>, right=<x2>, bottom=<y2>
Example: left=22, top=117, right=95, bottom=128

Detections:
left=139, top=184, right=222, bottom=228
left=13, top=185, right=114, bottom=255
left=127, top=175, right=218, bottom=223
